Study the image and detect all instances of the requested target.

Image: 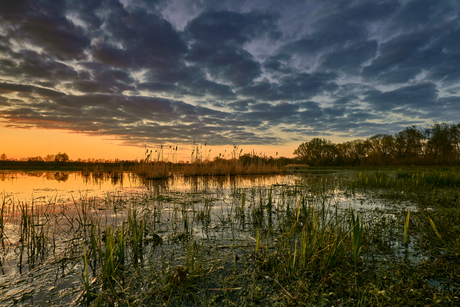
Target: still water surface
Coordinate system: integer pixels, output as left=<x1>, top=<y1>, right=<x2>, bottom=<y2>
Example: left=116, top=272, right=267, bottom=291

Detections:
left=0, top=171, right=298, bottom=204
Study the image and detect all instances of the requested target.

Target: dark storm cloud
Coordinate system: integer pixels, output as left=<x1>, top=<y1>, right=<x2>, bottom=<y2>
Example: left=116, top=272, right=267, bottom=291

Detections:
left=263, top=53, right=294, bottom=74
left=364, top=82, right=438, bottom=112
left=227, top=99, right=254, bottom=112
left=234, top=101, right=300, bottom=125
left=0, top=49, right=79, bottom=83
left=362, top=31, right=431, bottom=84
left=238, top=72, right=338, bottom=101
left=389, top=0, right=456, bottom=31
left=178, top=70, right=237, bottom=100
left=362, top=1, right=460, bottom=84
left=0, top=83, right=65, bottom=98
left=0, top=0, right=90, bottom=61
left=186, top=10, right=280, bottom=46
left=319, top=40, right=378, bottom=73
left=282, top=0, right=398, bottom=57
left=185, top=10, right=280, bottom=86
left=65, top=63, right=136, bottom=94
left=92, top=4, right=188, bottom=86
left=137, top=82, right=180, bottom=95
left=425, top=25, right=460, bottom=84
left=298, top=100, right=324, bottom=120
left=333, top=96, right=358, bottom=106
left=1, top=0, right=459, bottom=148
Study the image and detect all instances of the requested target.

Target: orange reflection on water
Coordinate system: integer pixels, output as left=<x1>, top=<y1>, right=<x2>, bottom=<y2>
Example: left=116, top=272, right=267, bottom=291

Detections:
left=0, top=171, right=296, bottom=205
left=0, top=171, right=142, bottom=205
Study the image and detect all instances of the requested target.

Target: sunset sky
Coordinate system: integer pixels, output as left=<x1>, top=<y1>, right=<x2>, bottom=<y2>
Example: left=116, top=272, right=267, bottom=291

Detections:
left=1, top=0, right=459, bottom=161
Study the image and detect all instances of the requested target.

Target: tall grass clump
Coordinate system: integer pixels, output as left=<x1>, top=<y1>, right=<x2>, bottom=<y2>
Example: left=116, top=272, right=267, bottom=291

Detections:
left=82, top=244, right=93, bottom=303
left=100, top=225, right=117, bottom=290
left=352, top=170, right=395, bottom=189
left=421, top=170, right=460, bottom=187
left=404, top=210, right=410, bottom=245
left=257, top=197, right=348, bottom=279
left=349, top=208, right=363, bottom=262
left=428, top=217, right=443, bottom=242
left=355, top=168, right=460, bottom=191
left=0, top=195, right=8, bottom=248
left=134, top=162, right=171, bottom=180
left=180, top=159, right=280, bottom=177
left=85, top=223, right=126, bottom=293
left=17, top=202, right=50, bottom=268
left=128, top=205, right=144, bottom=263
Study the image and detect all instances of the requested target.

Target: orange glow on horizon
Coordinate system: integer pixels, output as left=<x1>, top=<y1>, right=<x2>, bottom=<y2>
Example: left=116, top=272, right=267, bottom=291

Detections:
left=1, top=126, right=297, bottom=162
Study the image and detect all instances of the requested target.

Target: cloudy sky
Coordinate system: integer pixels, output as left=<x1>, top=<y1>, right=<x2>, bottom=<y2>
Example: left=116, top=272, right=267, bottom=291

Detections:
left=1, top=0, right=459, bottom=160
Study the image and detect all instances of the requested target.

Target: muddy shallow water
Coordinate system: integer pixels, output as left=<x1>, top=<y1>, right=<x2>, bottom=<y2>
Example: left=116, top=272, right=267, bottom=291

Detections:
left=0, top=170, right=422, bottom=306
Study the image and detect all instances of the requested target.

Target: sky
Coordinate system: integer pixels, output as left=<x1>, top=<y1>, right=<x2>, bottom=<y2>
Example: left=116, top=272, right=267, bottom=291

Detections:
left=1, top=0, right=459, bottom=161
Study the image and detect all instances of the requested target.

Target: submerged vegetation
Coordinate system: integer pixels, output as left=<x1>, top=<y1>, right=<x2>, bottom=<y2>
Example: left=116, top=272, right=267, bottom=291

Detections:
left=0, top=167, right=459, bottom=306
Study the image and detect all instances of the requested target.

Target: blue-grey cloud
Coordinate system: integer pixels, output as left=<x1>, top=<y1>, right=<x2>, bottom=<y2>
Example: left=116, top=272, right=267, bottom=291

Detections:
left=185, top=10, right=280, bottom=86
left=238, top=72, right=338, bottom=101
left=319, top=40, right=378, bottom=73
left=364, top=82, right=438, bottom=113
left=0, top=0, right=90, bottom=60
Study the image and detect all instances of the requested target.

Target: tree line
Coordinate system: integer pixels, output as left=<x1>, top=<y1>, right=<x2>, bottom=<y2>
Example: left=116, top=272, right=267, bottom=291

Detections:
left=294, top=122, right=460, bottom=166
left=0, top=152, right=70, bottom=163
left=27, top=152, right=70, bottom=162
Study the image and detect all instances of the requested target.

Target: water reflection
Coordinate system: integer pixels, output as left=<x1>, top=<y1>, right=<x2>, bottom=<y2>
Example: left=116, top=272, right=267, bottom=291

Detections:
left=0, top=171, right=70, bottom=182
left=0, top=171, right=138, bottom=204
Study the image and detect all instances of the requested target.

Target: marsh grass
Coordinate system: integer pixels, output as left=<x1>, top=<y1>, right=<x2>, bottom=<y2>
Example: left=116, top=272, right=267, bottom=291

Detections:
left=1, top=168, right=460, bottom=306
left=131, top=158, right=281, bottom=180
left=134, top=162, right=172, bottom=180
left=82, top=244, right=92, bottom=302
left=350, top=209, right=363, bottom=262
left=0, top=195, right=8, bottom=249
left=404, top=210, right=410, bottom=245
left=180, top=159, right=280, bottom=177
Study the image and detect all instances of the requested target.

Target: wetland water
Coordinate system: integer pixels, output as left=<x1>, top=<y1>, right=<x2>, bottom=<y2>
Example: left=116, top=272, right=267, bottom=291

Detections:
left=0, top=170, right=450, bottom=306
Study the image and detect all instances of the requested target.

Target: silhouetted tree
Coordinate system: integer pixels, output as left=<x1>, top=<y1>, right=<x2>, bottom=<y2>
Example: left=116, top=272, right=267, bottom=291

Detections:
left=394, top=126, right=424, bottom=163
left=294, top=138, right=335, bottom=165
left=367, top=134, right=395, bottom=165
left=55, top=152, right=69, bottom=163
left=44, top=154, right=55, bottom=162
left=293, top=122, right=460, bottom=166
left=425, top=123, right=456, bottom=163
left=452, top=123, right=460, bottom=162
